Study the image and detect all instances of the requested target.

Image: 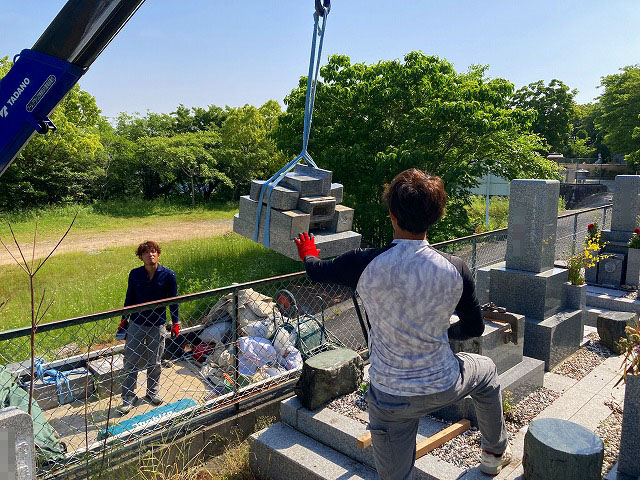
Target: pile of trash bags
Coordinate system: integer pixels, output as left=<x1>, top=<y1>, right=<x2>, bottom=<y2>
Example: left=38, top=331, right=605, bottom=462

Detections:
left=196, top=288, right=303, bottom=394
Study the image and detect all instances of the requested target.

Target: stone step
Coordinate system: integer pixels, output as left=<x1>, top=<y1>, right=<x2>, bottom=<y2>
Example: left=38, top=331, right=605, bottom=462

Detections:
left=249, top=422, right=378, bottom=480
left=586, top=285, right=640, bottom=316
left=237, top=195, right=310, bottom=240
left=331, top=183, right=344, bottom=204
left=233, top=214, right=361, bottom=260
left=279, top=397, right=467, bottom=480
left=249, top=180, right=299, bottom=211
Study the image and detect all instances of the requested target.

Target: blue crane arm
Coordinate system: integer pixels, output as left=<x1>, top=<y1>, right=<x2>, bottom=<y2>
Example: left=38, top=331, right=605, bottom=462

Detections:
left=0, top=0, right=145, bottom=178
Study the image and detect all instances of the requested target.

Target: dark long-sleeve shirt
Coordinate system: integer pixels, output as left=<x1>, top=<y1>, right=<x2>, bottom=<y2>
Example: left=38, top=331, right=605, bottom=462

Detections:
left=303, top=240, right=483, bottom=396
left=123, top=264, right=179, bottom=326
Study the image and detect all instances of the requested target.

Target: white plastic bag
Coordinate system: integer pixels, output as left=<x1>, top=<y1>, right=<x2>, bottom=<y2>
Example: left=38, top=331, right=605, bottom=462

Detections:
left=200, top=321, right=231, bottom=344
left=272, top=325, right=297, bottom=356
left=238, top=336, right=276, bottom=367
left=277, top=345, right=303, bottom=371
left=242, top=318, right=276, bottom=339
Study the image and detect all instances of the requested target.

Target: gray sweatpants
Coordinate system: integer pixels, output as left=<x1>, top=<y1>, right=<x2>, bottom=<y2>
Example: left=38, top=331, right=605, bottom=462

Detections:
left=366, top=353, right=508, bottom=480
left=122, top=322, right=166, bottom=399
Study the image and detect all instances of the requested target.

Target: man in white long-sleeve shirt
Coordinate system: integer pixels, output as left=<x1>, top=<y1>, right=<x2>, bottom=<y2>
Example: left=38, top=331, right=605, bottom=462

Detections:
left=294, top=168, right=511, bottom=479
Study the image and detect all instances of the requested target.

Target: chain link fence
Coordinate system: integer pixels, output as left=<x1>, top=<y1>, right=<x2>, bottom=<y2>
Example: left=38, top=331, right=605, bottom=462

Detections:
left=0, top=204, right=611, bottom=478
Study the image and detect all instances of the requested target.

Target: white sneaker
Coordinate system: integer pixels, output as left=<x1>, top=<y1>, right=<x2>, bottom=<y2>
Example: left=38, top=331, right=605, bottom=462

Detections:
left=480, top=443, right=512, bottom=475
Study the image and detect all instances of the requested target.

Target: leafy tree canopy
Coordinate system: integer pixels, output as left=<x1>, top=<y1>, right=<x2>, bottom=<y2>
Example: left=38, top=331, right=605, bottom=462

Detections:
left=275, top=51, right=559, bottom=244
left=595, top=65, right=640, bottom=169
left=511, top=79, right=577, bottom=153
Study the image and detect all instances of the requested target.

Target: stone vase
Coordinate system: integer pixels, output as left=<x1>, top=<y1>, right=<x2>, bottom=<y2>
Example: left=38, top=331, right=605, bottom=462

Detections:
left=625, top=247, right=640, bottom=287
left=585, top=250, right=599, bottom=285
left=618, top=374, right=640, bottom=477
left=563, top=282, right=587, bottom=310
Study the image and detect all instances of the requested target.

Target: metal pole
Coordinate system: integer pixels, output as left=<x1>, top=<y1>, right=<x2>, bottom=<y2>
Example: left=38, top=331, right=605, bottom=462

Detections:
left=485, top=173, right=491, bottom=229
left=471, top=238, right=477, bottom=278
left=232, top=286, right=239, bottom=411
left=571, top=213, right=578, bottom=256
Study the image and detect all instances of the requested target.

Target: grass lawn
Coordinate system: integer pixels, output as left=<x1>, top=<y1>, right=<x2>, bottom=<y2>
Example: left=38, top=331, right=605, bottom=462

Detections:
left=0, top=199, right=238, bottom=243
left=0, top=233, right=301, bottom=358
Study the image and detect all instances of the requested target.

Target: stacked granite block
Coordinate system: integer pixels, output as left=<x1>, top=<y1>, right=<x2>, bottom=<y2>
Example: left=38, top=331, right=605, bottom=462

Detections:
left=476, top=180, right=583, bottom=370
left=233, top=165, right=361, bottom=260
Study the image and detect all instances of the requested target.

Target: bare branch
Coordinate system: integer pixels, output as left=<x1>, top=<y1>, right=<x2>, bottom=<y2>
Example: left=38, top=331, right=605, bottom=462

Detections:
left=34, top=212, right=78, bottom=275
left=37, top=298, right=55, bottom=326
left=0, top=236, right=29, bottom=275
left=35, top=288, right=46, bottom=322
left=8, top=223, right=30, bottom=274
left=31, top=218, right=38, bottom=272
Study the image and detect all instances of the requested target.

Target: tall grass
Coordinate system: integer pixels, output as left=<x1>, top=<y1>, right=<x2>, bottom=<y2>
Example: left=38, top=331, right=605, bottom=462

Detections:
left=0, top=233, right=300, bottom=335
left=0, top=198, right=238, bottom=242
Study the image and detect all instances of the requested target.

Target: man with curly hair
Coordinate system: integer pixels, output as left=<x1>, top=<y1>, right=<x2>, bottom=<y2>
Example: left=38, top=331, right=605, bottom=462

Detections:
left=294, top=168, right=510, bottom=478
left=118, top=240, right=179, bottom=414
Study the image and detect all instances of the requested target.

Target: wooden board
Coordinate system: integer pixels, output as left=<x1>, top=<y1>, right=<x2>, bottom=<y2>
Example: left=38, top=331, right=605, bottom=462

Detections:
left=356, top=419, right=471, bottom=459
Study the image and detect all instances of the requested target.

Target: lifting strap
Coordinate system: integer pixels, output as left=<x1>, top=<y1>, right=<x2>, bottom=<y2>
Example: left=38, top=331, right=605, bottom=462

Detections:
left=254, top=1, right=331, bottom=247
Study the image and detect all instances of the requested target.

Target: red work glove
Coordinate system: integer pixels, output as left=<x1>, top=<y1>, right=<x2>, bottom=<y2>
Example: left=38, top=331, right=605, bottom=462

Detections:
left=116, top=318, right=128, bottom=339
left=171, top=322, right=180, bottom=338
left=294, top=232, right=319, bottom=261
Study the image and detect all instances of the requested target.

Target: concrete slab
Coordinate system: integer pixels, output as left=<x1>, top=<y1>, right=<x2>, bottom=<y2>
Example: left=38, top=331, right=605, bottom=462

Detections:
left=249, top=180, right=299, bottom=211
left=534, top=387, right=594, bottom=421
left=569, top=393, right=615, bottom=431
left=249, top=422, right=378, bottom=480
left=572, top=363, right=619, bottom=395
left=543, top=372, right=578, bottom=393
left=586, top=285, right=640, bottom=316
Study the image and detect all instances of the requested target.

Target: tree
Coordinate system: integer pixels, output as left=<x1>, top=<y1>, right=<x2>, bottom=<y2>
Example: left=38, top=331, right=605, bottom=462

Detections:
left=275, top=51, right=559, bottom=245
left=0, top=57, right=104, bottom=210
left=511, top=79, right=577, bottom=153
left=595, top=65, right=640, bottom=169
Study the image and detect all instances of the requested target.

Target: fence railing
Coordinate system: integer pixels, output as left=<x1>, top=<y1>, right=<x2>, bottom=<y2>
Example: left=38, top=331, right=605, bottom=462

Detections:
left=0, top=203, right=612, bottom=478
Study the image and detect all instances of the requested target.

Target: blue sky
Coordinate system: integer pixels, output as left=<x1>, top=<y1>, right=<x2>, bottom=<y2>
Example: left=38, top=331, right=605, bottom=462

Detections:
left=3, top=1, right=639, bottom=119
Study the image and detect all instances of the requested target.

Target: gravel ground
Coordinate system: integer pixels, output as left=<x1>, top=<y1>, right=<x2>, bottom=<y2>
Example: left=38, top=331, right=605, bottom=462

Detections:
left=327, top=386, right=560, bottom=471
left=552, top=332, right=614, bottom=380
left=595, top=401, right=623, bottom=477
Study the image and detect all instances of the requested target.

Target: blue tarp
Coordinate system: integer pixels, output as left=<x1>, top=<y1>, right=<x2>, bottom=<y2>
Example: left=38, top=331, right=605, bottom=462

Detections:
left=97, top=398, right=197, bottom=440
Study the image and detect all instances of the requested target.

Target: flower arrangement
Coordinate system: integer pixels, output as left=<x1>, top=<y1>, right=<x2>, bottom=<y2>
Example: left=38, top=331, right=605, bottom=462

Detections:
left=586, top=222, right=606, bottom=248
left=566, top=230, right=610, bottom=285
left=628, top=228, right=640, bottom=249
left=615, top=321, right=640, bottom=385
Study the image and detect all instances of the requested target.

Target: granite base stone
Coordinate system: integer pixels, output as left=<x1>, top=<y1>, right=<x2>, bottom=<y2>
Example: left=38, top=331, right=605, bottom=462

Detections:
left=523, top=309, right=583, bottom=371
left=87, top=354, right=125, bottom=397
left=449, top=314, right=525, bottom=375
left=432, top=355, right=544, bottom=426
left=330, top=205, right=355, bottom=233
left=237, top=196, right=310, bottom=240
left=489, top=267, right=568, bottom=320
left=249, top=180, right=299, bottom=211
left=597, top=311, right=637, bottom=354
left=626, top=248, right=640, bottom=287
left=564, top=282, right=587, bottom=310
left=0, top=407, right=35, bottom=480
left=330, top=183, right=344, bottom=204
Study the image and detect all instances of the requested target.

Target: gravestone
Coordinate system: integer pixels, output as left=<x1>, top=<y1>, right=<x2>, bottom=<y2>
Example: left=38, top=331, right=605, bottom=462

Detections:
left=597, top=254, right=625, bottom=288
left=523, top=418, right=603, bottom=480
left=0, top=407, right=35, bottom=480
left=481, top=179, right=583, bottom=370
left=618, top=375, right=640, bottom=477
left=612, top=176, right=640, bottom=233
left=294, top=348, right=363, bottom=411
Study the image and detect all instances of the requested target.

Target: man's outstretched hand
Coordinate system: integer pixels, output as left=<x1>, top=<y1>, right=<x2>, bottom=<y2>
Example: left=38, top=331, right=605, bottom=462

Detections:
left=294, top=232, right=319, bottom=261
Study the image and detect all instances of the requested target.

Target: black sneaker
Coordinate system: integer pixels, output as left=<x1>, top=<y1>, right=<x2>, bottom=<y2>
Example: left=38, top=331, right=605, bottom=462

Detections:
left=117, top=396, right=138, bottom=414
left=144, top=393, right=163, bottom=406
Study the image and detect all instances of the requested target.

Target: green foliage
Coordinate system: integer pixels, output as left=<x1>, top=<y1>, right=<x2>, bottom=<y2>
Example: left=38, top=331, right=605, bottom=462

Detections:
left=566, top=103, right=608, bottom=160
left=0, top=57, right=104, bottom=210
left=502, top=390, right=514, bottom=420
left=511, top=79, right=577, bottom=153
left=466, top=195, right=511, bottom=232
left=595, top=65, right=640, bottom=170
left=275, top=52, right=559, bottom=245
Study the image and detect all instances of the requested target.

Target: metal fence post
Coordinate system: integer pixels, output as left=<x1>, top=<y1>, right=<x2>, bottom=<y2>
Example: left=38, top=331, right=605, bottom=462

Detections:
left=471, top=238, right=477, bottom=278
left=232, top=286, right=239, bottom=410
left=571, top=213, right=578, bottom=256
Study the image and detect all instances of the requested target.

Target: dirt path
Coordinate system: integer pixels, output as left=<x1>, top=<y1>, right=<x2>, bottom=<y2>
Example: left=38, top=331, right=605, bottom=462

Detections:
left=0, top=219, right=233, bottom=266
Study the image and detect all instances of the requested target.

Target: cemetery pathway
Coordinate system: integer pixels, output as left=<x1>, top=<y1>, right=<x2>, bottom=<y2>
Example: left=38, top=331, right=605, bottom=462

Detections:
left=0, top=218, right=233, bottom=266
